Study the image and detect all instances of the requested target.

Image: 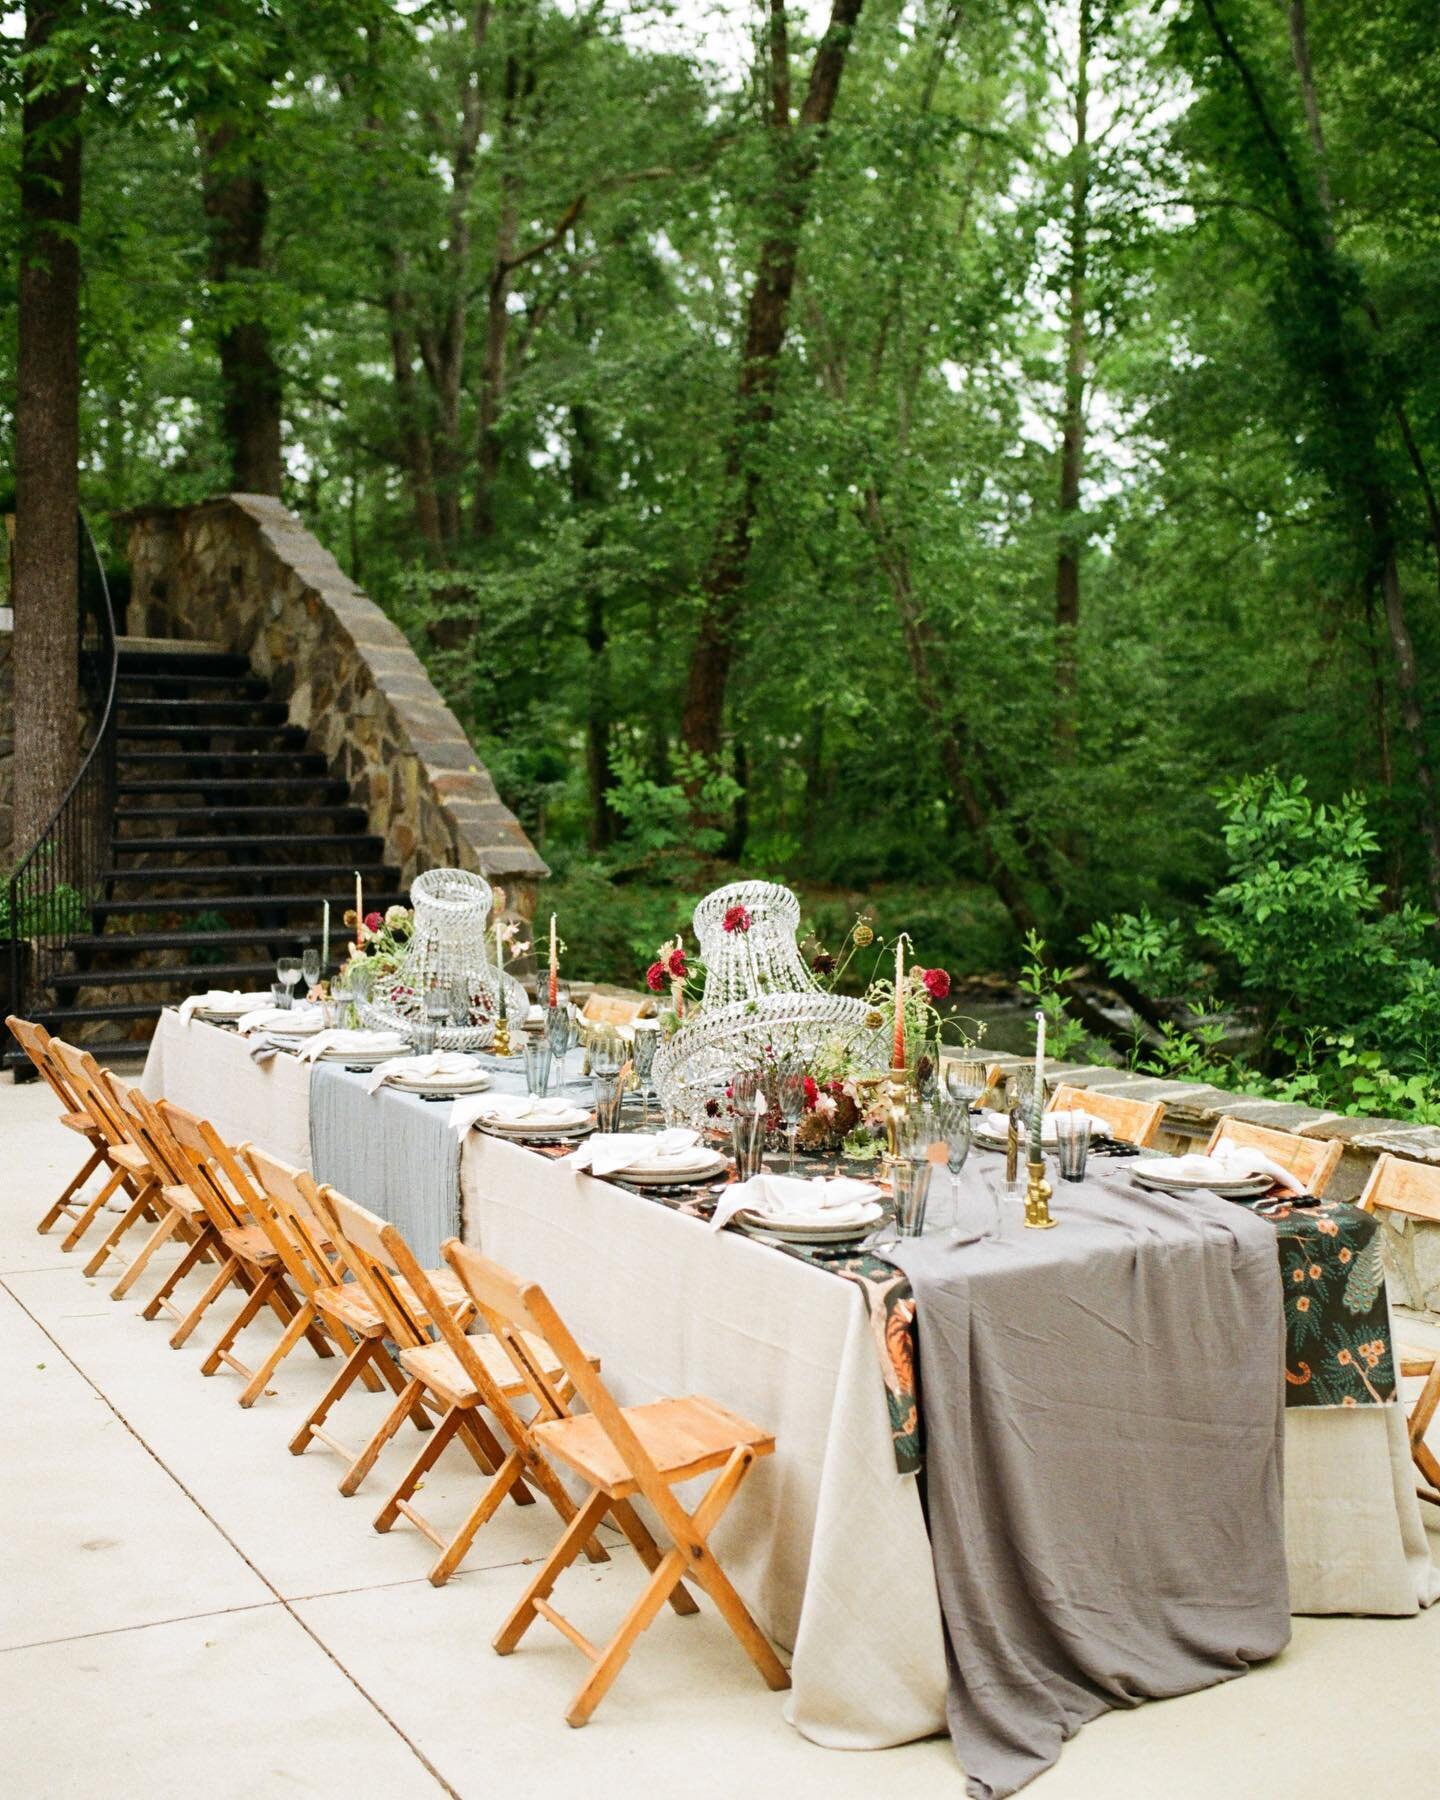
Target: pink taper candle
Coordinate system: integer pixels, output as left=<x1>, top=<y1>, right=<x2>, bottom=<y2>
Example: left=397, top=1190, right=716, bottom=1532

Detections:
left=892, top=936, right=906, bottom=1070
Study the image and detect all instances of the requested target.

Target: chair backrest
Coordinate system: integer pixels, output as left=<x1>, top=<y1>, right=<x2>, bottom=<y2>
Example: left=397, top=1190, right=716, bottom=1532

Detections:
left=1358, top=1153, right=1440, bottom=1225
left=7, top=1016, right=80, bottom=1113
left=1048, top=1083, right=1165, bottom=1148
left=240, top=1143, right=339, bottom=1299
left=48, top=1039, right=135, bottom=1151
left=1205, top=1115, right=1344, bottom=1195
left=442, top=1237, right=681, bottom=1523
left=155, top=1099, right=255, bottom=1232
left=105, top=1075, right=188, bottom=1188
left=310, top=1187, right=430, bottom=1349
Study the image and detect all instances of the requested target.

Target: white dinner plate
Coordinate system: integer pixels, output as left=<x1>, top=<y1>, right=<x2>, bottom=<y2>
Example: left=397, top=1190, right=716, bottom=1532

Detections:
left=974, top=1124, right=1112, bottom=1153
left=619, top=1154, right=730, bottom=1186
left=387, top=1069, right=491, bottom=1095
left=1131, top=1165, right=1272, bottom=1197
left=735, top=1201, right=884, bottom=1242
left=479, top=1111, right=593, bottom=1137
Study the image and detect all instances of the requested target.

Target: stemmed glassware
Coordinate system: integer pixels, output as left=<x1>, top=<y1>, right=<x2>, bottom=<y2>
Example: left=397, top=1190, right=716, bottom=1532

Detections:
left=301, top=943, right=321, bottom=996
left=776, top=1059, right=807, bottom=1173
left=943, top=1057, right=989, bottom=1111
left=631, top=1024, right=658, bottom=1125
left=275, top=954, right=301, bottom=1010
left=937, top=1099, right=972, bottom=1215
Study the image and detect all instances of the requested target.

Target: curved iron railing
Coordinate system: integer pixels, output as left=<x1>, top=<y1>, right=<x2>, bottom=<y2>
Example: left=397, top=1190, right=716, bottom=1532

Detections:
left=5, top=514, right=119, bottom=1044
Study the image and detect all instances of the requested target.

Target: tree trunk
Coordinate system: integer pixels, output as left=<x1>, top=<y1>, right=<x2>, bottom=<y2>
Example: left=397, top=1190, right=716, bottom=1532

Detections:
left=570, top=397, right=616, bottom=850
left=199, top=122, right=283, bottom=495
left=1053, top=0, right=1091, bottom=757
left=680, top=0, right=866, bottom=771
left=13, top=1, right=82, bottom=856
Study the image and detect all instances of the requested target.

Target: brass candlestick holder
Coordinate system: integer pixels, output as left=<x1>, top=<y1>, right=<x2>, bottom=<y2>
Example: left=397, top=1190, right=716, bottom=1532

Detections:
left=1024, top=1155, right=1057, bottom=1229
left=492, top=1013, right=513, bottom=1057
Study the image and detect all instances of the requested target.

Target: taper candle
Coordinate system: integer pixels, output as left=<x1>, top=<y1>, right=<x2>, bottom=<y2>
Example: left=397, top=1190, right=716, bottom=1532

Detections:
left=892, top=936, right=906, bottom=1071
left=1030, top=1009, right=1047, bottom=1160
left=321, top=900, right=330, bottom=976
left=548, top=913, right=558, bottom=1008
left=494, top=920, right=507, bottom=1019
left=354, top=871, right=363, bottom=947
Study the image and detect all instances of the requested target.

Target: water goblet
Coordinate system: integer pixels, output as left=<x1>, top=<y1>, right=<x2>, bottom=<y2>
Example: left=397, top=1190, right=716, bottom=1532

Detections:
left=275, top=954, right=301, bottom=1009
left=776, top=1060, right=807, bottom=1173
left=301, top=944, right=321, bottom=994
left=944, top=1056, right=989, bottom=1110
left=448, top=978, right=471, bottom=1029
left=938, top=1100, right=971, bottom=1201
left=423, top=988, right=450, bottom=1048
left=631, top=1023, right=658, bottom=1124
left=524, top=1035, right=554, bottom=1098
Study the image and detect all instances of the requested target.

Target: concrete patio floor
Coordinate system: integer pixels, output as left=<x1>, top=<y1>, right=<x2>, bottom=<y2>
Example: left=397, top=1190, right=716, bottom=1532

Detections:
left=3, top=1072, right=1437, bottom=1800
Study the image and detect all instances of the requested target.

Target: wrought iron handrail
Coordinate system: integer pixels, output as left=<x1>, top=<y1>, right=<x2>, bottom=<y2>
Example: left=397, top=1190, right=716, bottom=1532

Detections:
left=5, top=513, right=120, bottom=1042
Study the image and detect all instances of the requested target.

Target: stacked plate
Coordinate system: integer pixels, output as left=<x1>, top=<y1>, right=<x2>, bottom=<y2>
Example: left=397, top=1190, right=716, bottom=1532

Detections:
left=472, top=1100, right=594, bottom=1141
left=386, top=1064, right=491, bottom=1097
left=617, top=1148, right=730, bottom=1187
left=1131, top=1158, right=1272, bottom=1199
left=973, top=1109, right=1112, bottom=1152
left=737, top=1204, right=883, bottom=1245
left=725, top=1174, right=885, bottom=1243
left=187, top=991, right=270, bottom=1023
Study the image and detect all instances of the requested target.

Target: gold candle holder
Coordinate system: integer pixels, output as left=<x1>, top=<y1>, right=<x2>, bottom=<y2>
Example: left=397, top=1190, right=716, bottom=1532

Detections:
left=492, top=1014, right=513, bottom=1058
left=1024, top=1156, right=1057, bottom=1229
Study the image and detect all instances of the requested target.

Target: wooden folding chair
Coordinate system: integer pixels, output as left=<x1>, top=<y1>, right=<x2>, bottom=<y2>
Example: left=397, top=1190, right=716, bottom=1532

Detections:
left=1359, top=1154, right=1440, bottom=1505
left=1048, top=1082, right=1165, bottom=1148
left=31, top=1034, right=157, bottom=1253
left=366, top=1218, right=611, bottom=1586
left=443, top=1238, right=789, bottom=1727
left=101, top=1077, right=220, bottom=1306
left=292, top=1183, right=475, bottom=1496
left=8, top=1016, right=121, bottom=1243
left=150, top=1105, right=322, bottom=1390
left=1205, top=1115, right=1343, bottom=1196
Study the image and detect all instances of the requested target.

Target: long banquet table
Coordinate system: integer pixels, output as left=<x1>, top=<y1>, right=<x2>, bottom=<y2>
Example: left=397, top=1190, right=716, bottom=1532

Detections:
left=142, top=1008, right=1440, bottom=1752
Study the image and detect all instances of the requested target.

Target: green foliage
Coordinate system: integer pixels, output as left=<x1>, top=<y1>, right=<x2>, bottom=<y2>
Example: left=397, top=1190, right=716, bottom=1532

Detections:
left=0, top=883, right=87, bottom=939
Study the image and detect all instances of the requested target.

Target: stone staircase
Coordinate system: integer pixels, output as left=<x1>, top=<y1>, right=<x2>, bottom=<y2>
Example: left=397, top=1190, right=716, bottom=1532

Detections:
left=35, top=637, right=405, bottom=1051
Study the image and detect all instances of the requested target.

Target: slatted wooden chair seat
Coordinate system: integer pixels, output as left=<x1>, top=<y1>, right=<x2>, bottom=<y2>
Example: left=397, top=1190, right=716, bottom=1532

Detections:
left=218, top=1222, right=283, bottom=1268
left=534, top=1395, right=774, bottom=1500
left=1359, top=1154, right=1440, bottom=1505
left=398, top=1329, right=572, bottom=1410
left=444, top=1238, right=789, bottom=1724
left=310, top=1269, right=465, bottom=1341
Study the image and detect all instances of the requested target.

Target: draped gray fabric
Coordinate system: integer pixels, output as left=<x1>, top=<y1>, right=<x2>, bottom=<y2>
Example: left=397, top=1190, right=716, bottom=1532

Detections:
left=894, top=1166, right=1290, bottom=1799
left=308, top=1065, right=462, bottom=1266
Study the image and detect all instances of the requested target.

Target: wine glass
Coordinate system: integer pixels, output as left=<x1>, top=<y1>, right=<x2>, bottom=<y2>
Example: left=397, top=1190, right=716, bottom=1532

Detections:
left=301, top=943, right=321, bottom=995
left=944, top=1057, right=989, bottom=1111
left=776, top=1060, right=807, bottom=1173
left=631, top=1024, right=658, bottom=1124
left=275, top=955, right=301, bottom=1010
left=938, top=1100, right=972, bottom=1210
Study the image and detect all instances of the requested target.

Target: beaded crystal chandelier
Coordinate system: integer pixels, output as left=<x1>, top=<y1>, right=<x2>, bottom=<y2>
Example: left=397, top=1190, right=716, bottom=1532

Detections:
left=653, top=880, right=885, bottom=1124
left=360, top=867, right=528, bottom=1051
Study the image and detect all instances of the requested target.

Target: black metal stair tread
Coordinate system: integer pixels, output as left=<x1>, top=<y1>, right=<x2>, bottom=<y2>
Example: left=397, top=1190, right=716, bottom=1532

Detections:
left=116, top=804, right=364, bottom=823
left=117, top=778, right=346, bottom=795
left=117, top=750, right=329, bottom=769
left=100, top=862, right=396, bottom=882
left=110, top=834, right=383, bottom=856
left=117, top=725, right=309, bottom=744
left=31, top=1003, right=173, bottom=1026
left=118, top=698, right=289, bottom=718
left=49, top=960, right=333, bottom=992
left=93, top=888, right=405, bottom=915
left=67, top=927, right=347, bottom=953
left=116, top=671, right=269, bottom=693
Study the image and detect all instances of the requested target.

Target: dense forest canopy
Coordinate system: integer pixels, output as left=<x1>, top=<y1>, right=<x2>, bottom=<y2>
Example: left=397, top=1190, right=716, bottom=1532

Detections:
left=4, top=0, right=1440, bottom=1105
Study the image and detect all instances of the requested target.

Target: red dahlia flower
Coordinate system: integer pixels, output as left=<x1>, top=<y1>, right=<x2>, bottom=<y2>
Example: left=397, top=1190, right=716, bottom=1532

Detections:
left=803, top=1074, right=818, bottom=1109
left=722, top=904, right=751, bottom=933
left=667, top=947, right=687, bottom=979
left=364, top=911, right=384, bottom=933
left=921, top=967, right=951, bottom=1000
left=645, top=961, right=667, bottom=993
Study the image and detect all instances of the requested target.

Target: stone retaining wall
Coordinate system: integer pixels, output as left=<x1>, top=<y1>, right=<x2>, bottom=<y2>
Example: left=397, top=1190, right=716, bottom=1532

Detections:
left=982, top=1051, right=1440, bottom=1316
left=125, top=497, right=547, bottom=912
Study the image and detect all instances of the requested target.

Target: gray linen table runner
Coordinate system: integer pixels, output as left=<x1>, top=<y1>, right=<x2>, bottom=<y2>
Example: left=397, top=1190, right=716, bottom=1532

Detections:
left=893, top=1165, right=1290, bottom=1799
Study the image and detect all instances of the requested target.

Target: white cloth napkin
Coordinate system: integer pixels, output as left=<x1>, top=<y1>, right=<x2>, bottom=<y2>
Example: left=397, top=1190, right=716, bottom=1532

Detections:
left=237, top=1003, right=323, bottom=1036
left=449, top=1092, right=585, bottom=1135
left=178, top=989, right=267, bottom=1024
left=293, top=1028, right=409, bottom=1064
left=711, top=1173, right=883, bottom=1233
left=363, top=1051, right=484, bottom=1095
left=980, top=1107, right=1110, bottom=1144
left=562, top=1128, right=702, bottom=1179
left=1144, top=1144, right=1306, bottom=1196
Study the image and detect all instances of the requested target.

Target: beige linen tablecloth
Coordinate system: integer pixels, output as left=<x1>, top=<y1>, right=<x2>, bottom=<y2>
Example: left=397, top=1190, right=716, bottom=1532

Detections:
left=140, top=1008, right=313, bottom=1167
left=459, top=1133, right=1438, bottom=1751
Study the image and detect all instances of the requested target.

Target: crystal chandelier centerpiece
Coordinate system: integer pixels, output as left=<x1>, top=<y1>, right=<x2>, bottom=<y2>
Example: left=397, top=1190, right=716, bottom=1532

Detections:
left=653, top=880, right=885, bottom=1125
left=360, top=866, right=528, bottom=1051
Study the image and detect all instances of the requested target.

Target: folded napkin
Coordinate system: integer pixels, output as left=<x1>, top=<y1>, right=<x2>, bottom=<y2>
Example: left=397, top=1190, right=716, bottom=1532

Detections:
left=980, top=1106, right=1111, bottom=1145
left=363, top=1051, right=484, bottom=1095
left=712, top=1172, right=883, bottom=1233
left=293, top=1028, right=409, bottom=1065
left=237, top=1003, right=323, bottom=1037
left=449, top=1092, right=584, bottom=1135
left=562, top=1128, right=702, bottom=1179
left=1145, top=1143, right=1306, bottom=1196
left=178, top=989, right=267, bottom=1025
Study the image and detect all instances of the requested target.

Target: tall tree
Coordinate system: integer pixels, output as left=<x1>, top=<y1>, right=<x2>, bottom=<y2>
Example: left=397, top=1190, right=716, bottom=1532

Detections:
left=1053, top=0, right=1092, bottom=754
left=13, top=1, right=83, bottom=854
left=680, top=0, right=867, bottom=773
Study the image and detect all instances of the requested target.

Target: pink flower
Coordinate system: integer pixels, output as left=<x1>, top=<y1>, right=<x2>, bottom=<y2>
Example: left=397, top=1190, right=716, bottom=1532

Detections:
left=722, top=904, right=751, bottom=934
left=814, top=1092, right=837, bottom=1120
left=646, top=961, right=667, bottom=993
left=667, top=947, right=687, bottom=979
left=921, top=967, right=951, bottom=1000
left=364, top=911, right=384, bottom=933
